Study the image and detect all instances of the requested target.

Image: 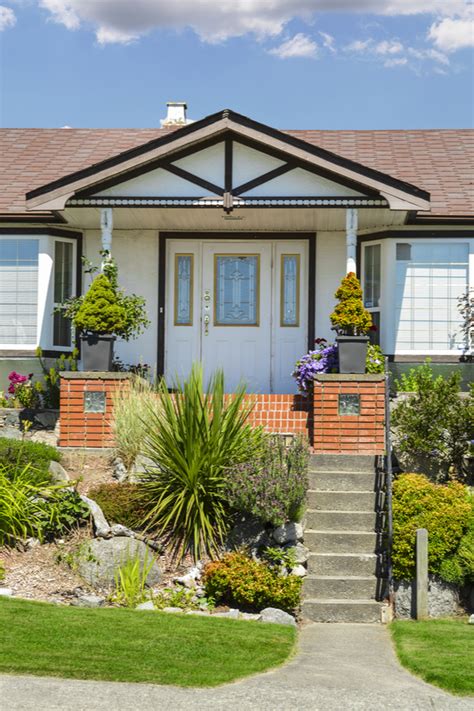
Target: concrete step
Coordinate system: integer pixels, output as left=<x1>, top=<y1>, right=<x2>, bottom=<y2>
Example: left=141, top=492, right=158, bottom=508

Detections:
left=307, top=552, right=380, bottom=577
left=303, top=575, right=378, bottom=599
left=302, top=599, right=382, bottom=623
left=304, top=530, right=379, bottom=554
left=305, top=510, right=376, bottom=532
left=307, top=490, right=379, bottom=512
left=309, top=470, right=376, bottom=492
left=310, top=454, right=377, bottom=473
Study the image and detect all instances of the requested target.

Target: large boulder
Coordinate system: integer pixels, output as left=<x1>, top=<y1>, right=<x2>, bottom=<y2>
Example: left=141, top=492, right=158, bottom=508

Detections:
left=226, top=516, right=271, bottom=553
left=272, top=522, right=303, bottom=545
left=260, top=607, right=296, bottom=627
left=76, top=537, right=162, bottom=590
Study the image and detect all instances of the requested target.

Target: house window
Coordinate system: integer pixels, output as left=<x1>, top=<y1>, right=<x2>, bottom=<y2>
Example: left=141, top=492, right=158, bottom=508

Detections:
left=281, top=254, right=300, bottom=327
left=363, top=243, right=381, bottom=345
left=53, top=241, right=74, bottom=347
left=214, top=254, right=259, bottom=326
left=395, top=242, right=469, bottom=351
left=0, top=239, right=39, bottom=345
left=174, top=254, right=194, bottom=326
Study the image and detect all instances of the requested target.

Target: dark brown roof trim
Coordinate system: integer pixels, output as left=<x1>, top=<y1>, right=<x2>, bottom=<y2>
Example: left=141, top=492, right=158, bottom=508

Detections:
left=0, top=227, right=83, bottom=239
left=25, top=109, right=429, bottom=203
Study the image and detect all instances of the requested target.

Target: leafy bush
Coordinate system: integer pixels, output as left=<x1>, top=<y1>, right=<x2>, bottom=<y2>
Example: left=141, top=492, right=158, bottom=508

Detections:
left=62, top=256, right=149, bottom=341
left=330, top=272, right=373, bottom=336
left=139, top=364, right=263, bottom=560
left=203, top=552, right=302, bottom=612
left=36, top=347, right=78, bottom=409
left=88, top=483, right=149, bottom=530
left=225, top=435, right=309, bottom=526
left=0, top=463, right=88, bottom=545
left=111, top=378, right=161, bottom=470
left=392, top=365, right=474, bottom=481
left=439, top=511, right=474, bottom=587
left=392, top=473, right=471, bottom=581
left=0, top=439, right=60, bottom=485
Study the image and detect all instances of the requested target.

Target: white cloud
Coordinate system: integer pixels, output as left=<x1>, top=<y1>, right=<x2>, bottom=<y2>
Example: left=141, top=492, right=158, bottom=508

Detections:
left=346, top=38, right=373, bottom=52
left=0, top=5, right=16, bottom=31
left=319, top=30, right=336, bottom=52
left=36, top=0, right=470, bottom=45
left=269, top=33, right=318, bottom=59
left=384, top=57, right=408, bottom=66
left=428, top=16, right=474, bottom=53
left=374, top=39, right=403, bottom=54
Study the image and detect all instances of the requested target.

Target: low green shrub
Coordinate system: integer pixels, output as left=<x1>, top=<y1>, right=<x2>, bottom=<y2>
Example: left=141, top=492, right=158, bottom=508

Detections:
left=88, top=483, right=149, bottom=530
left=392, top=473, right=472, bottom=581
left=0, top=439, right=61, bottom=485
left=225, top=435, right=309, bottom=526
left=439, top=512, right=474, bottom=587
left=392, top=364, right=473, bottom=481
left=0, top=463, right=89, bottom=545
left=113, top=551, right=155, bottom=608
left=203, top=552, right=302, bottom=613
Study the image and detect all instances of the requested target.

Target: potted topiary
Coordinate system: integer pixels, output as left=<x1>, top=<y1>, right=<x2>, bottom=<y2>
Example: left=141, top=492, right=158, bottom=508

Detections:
left=61, top=256, right=149, bottom=371
left=330, top=272, right=373, bottom=374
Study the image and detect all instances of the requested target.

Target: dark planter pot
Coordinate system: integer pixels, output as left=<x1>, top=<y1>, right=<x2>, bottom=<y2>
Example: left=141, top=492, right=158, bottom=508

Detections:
left=337, top=335, right=369, bottom=374
left=80, top=333, right=115, bottom=371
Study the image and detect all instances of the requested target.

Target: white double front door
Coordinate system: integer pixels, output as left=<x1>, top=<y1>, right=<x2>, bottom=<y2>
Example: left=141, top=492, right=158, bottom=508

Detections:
left=165, top=238, right=308, bottom=393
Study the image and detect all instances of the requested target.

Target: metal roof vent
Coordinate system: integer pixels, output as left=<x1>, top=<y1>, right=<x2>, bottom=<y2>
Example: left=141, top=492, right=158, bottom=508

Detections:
left=160, top=101, right=193, bottom=127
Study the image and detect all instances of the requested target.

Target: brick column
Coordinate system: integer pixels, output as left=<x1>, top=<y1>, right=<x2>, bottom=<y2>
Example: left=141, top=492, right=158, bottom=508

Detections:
left=312, top=374, right=385, bottom=455
left=59, top=372, right=131, bottom=448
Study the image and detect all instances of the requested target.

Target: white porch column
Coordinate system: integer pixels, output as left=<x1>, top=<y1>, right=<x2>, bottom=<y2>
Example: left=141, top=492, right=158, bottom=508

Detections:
left=345, top=207, right=358, bottom=274
left=100, top=207, right=113, bottom=268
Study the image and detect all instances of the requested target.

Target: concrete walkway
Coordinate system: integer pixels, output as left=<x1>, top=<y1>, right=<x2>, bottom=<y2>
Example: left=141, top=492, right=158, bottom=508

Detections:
left=1, top=623, right=472, bottom=711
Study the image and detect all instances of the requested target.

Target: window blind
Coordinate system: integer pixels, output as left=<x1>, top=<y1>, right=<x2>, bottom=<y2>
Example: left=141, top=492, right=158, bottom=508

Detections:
left=0, top=239, right=39, bottom=345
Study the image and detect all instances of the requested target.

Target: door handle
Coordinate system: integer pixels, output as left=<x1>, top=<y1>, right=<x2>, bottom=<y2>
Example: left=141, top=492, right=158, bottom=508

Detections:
left=203, top=314, right=210, bottom=335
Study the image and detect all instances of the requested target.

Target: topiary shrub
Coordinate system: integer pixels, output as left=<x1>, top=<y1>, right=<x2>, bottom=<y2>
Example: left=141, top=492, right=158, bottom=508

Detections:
left=88, top=483, right=149, bottom=530
left=392, top=473, right=472, bottom=581
left=330, top=272, right=373, bottom=336
left=203, top=552, right=302, bottom=613
left=73, top=274, right=128, bottom=335
left=225, top=435, right=309, bottom=526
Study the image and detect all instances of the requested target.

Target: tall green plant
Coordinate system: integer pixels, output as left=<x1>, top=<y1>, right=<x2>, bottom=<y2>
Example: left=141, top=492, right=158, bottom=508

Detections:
left=139, top=364, right=263, bottom=560
left=113, top=550, right=155, bottom=608
left=111, top=377, right=161, bottom=470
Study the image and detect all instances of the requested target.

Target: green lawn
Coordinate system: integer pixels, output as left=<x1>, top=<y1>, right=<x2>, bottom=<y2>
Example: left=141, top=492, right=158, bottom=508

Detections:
left=0, top=597, right=296, bottom=687
left=391, top=619, right=474, bottom=696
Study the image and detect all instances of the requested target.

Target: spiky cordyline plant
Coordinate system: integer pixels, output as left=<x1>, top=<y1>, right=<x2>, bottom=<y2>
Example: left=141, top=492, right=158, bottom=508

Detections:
left=139, top=364, right=263, bottom=561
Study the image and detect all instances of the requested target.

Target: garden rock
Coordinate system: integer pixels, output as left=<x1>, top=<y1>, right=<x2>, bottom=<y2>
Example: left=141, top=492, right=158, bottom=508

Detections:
left=112, top=457, right=128, bottom=483
left=163, top=607, right=183, bottom=614
left=48, top=460, right=70, bottom=484
left=272, top=522, right=303, bottom=545
left=284, top=542, right=309, bottom=565
left=110, top=524, right=134, bottom=538
left=80, top=495, right=112, bottom=538
left=174, top=566, right=202, bottom=588
left=240, top=612, right=262, bottom=621
left=0, top=588, right=13, bottom=597
left=76, top=537, right=162, bottom=590
left=136, top=601, right=155, bottom=611
left=226, top=516, right=271, bottom=553
left=186, top=610, right=209, bottom=616
left=260, top=607, right=296, bottom=627
left=0, top=426, right=22, bottom=440
left=469, top=614, right=474, bottom=624
left=212, top=608, right=239, bottom=619
left=25, top=537, right=41, bottom=550
left=394, top=577, right=460, bottom=619
left=129, top=455, right=155, bottom=482
left=290, top=565, right=307, bottom=578
left=71, top=594, right=105, bottom=608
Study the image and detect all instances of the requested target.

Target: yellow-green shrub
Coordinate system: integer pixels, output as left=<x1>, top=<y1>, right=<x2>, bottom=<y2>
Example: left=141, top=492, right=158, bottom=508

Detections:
left=203, top=552, right=301, bottom=612
left=392, top=473, right=471, bottom=581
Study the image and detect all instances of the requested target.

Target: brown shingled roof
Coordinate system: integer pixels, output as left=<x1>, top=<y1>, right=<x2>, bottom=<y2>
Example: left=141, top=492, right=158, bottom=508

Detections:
left=1, top=127, right=473, bottom=217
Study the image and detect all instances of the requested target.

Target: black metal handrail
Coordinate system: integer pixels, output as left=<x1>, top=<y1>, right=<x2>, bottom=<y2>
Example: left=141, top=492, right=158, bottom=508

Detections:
left=383, top=357, right=394, bottom=603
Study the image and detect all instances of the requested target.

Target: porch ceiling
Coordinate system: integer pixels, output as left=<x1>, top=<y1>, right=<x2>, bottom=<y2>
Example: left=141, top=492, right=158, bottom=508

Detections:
left=61, top=206, right=407, bottom=232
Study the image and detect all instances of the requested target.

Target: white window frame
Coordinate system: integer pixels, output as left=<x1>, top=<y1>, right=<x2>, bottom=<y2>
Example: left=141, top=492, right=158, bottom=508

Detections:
left=0, top=233, right=77, bottom=352
left=361, top=241, right=382, bottom=347
left=51, top=236, right=77, bottom=351
left=382, top=236, right=474, bottom=356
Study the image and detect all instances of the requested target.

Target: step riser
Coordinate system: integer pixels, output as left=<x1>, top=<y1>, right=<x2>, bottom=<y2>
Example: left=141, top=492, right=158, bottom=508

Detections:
left=307, top=553, right=379, bottom=577
left=310, top=454, right=377, bottom=472
left=306, top=511, right=376, bottom=531
left=304, top=531, right=379, bottom=554
left=303, top=577, right=378, bottom=599
left=302, top=601, right=381, bottom=623
left=307, top=490, right=379, bottom=512
left=309, top=472, right=376, bottom=492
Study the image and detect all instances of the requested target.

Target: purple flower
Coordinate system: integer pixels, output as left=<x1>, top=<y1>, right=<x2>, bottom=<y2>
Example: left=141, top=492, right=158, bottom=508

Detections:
left=292, top=341, right=338, bottom=392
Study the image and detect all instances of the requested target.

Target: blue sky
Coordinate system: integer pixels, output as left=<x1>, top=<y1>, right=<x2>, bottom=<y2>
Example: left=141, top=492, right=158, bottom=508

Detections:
left=0, top=1, right=473, bottom=129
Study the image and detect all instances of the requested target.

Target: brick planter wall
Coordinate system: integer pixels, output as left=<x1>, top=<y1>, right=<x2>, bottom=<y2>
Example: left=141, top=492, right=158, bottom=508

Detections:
left=59, top=372, right=131, bottom=448
left=312, top=374, right=386, bottom=455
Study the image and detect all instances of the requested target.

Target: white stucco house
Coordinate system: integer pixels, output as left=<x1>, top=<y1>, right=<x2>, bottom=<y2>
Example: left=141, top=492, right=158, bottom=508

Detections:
left=0, top=103, right=472, bottom=392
